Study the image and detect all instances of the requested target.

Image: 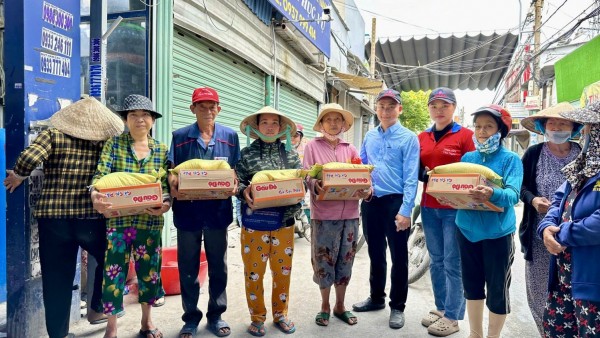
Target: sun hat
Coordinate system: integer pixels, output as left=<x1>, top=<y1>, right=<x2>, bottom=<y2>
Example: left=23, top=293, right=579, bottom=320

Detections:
left=240, top=106, right=297, bottom=149
left=559, top=100, right=600, bottom=124
left=376, top=89, right=402, bottom=104
left=521, top=102, right=582, bottom=135
left=192, top=87, right=219, bottom=104
left=312, top=103, right=354, bottom=132
left=471, top=104, right=512, bottom=138
left=116, top=94, right=162, bottom=118
left=428, top=87, right=457, bottom=105
left=50, top=97, right=124, bottom=141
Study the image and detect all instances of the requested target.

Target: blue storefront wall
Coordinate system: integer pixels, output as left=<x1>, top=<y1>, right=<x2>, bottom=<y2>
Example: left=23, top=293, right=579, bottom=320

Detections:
left=1, top=129, right=6, bottom=303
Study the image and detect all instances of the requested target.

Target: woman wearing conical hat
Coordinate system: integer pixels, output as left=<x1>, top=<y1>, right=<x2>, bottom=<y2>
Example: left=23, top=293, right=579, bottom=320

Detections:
left=90, top=94, right=170, bottom=338
left=235, top=106, right=301, bottom=336
left=518, top=102, right=583, bottom=335
left=303, top=103, right=371, bottom=328
left=3, top=97, right=124, bottom=338
left=538, top=101, right=600, bottom=338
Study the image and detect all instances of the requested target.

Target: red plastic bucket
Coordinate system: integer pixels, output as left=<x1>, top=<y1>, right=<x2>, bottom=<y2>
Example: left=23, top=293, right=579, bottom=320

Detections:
left=161, top=247, right=208, bottom=295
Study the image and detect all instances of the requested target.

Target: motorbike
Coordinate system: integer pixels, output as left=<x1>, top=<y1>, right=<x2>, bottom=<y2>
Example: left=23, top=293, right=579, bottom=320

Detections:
left=407, top=204, right=430, bottom=284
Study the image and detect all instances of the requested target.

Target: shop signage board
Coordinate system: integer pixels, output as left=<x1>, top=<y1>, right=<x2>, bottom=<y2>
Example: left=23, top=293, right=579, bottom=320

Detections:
left=24, top=0, right=80, bottom=121
left=267, top=0, right=331, bottom=57
left=524, top=95, right=541, bottom=110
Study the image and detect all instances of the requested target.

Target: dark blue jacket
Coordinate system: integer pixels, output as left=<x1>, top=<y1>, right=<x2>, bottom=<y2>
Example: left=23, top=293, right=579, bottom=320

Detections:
left=169, top=122, right=241, bottom=231
left=538, top=172, right=600, bottom=302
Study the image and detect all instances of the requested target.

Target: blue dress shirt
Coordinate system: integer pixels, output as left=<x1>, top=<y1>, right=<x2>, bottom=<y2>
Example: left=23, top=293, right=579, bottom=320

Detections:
left=360, top=121, right=420, bottom=217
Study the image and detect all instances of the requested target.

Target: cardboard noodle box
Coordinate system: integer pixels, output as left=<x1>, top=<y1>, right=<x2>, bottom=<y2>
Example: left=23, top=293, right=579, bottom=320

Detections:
left=318, top=168, right=371, bottom=200
left=426, top=173, right=504, bottom=212
left=99, top=182, right=163, bottom=218
left=251, top=178, right=305, bottom=209
left=177, top=169, right=235, bottom=200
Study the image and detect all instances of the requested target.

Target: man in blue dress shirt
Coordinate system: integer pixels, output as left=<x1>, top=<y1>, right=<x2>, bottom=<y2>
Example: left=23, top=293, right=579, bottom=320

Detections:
left=352, top=89, right=419, bottom=330
left=168, top=87, right=240, bottom=337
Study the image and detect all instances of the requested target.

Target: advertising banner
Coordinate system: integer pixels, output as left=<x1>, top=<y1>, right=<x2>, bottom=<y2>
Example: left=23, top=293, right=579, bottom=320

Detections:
left=24, top=0, right=81, bottom=121
left=580, top=80, right=600, bottom=106
left=268, top=0, right=331, bottom=57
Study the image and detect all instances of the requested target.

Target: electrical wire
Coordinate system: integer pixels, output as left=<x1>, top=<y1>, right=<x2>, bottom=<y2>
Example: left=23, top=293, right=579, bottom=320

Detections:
left=202, top=0, right=235, bottom=33
left=492, top=2, right=599, bottom=103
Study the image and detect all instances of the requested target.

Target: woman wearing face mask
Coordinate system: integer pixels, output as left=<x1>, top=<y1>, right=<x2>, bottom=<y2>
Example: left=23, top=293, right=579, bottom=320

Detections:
left=236, top=106, right=302, bottom=336
left=518, top=103, right=582, bottom=336
left=303, top=103, right=371, bottom=327
left=455, top=105, right=523, bottom=338
left=537, top=101, right=600, bottom=338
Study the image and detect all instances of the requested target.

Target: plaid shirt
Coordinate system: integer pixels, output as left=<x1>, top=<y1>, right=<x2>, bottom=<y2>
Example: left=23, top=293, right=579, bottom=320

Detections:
left=92, top=133, right=169, bottom=230
left=13, top=128, right=105, bottom=218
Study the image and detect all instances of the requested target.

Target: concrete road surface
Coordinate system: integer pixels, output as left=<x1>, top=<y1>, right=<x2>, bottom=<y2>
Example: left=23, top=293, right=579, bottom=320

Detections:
left=71, top=205, right=539, bottom=338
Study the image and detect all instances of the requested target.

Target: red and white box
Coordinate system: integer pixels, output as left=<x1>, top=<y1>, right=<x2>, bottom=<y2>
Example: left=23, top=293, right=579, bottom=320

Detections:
left=98, top=182, right=163, bottom=218
left=251, top=178, right=305, bottom=209
left=426, top=173, right=503, bottom=212
left=318, top=168, right=371, bottom=200
left=177, top=169, right=236, bottom=200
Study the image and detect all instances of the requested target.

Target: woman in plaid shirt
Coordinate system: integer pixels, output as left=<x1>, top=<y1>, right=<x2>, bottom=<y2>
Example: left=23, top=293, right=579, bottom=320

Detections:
left=91, top=95, right=170, bottom=338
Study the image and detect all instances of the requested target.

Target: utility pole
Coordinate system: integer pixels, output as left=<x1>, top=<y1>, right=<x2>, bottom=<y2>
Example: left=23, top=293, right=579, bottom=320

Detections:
left=369, top=18, right=377, bottom=79
left=532, top=0, right=544, bottom=97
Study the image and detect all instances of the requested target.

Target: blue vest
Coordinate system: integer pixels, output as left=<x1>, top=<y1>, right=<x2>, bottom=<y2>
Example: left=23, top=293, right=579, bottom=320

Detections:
left=170, top=123, right=241, bottom=231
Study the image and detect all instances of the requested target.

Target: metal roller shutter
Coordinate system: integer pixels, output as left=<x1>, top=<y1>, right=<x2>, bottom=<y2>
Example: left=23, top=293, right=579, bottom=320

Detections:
left=278, top=83, right=319, bottom=139
left=172, top=28, right=265, bottom=140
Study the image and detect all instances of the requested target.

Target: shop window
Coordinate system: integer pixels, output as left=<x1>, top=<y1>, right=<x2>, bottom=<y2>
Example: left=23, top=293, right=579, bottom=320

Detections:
left=80, top=17, right=147, bottom=109
left=80, top=0, right=146, bottom=16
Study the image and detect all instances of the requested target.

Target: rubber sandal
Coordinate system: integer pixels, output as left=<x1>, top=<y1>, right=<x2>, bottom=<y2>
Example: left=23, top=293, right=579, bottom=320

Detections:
left=207, top=319, right=231, bottom=337
left=179, top=323, right=198, bottom=338
left=274, top=318, right=296, bottom=334
left=247, top=321, right=266, bottom=337
left=427, top=317, right=460, bottom=337
left=152, top=297, right=165, bottom=307
left=139, top=328, right=163, bottom=338
left=421, top=309, right=444, bottom=327
left=333, top=311, right=358, bottom=325
left=315, top=312, right=330, bottom=326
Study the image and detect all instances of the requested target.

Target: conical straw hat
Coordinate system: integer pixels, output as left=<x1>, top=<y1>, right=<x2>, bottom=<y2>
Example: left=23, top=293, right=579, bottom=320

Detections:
left=521, top=102, right=580, bottom=135
left=50, top=97, right=124, bottom=141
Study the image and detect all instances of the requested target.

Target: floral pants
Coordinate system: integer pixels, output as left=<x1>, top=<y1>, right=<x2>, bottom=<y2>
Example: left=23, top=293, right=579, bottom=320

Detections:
left=310, top=219, right=359, bottom=289
left=543, top=248, right=600, bottom=337
left=102, top=226, right=164, bottom=315
left=241, top=225, right=294, bottom=323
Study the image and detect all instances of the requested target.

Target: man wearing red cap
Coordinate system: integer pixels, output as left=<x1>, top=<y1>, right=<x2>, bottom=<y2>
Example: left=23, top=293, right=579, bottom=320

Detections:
left=168, top=87, right=240, bottom=337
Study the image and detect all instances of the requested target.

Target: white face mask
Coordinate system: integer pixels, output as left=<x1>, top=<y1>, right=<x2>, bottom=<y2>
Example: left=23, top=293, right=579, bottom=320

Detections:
left=544, top=130, right=571, bottom=145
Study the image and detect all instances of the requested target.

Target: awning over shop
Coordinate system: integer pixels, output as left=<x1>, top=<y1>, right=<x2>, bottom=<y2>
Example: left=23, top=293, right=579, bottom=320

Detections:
left=365, top=32, right=518, bottom=92
left=331, top=71, right=384, bottom=95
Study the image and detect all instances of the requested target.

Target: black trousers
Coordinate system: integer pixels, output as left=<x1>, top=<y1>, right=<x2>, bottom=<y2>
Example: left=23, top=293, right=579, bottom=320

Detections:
left=37, top=218, right=106, bottom=338
left=456, top=231, right=515, bottom=314
left=361, top=194, right=410, bottom=311
left=177, top=227, right=228, bottom=326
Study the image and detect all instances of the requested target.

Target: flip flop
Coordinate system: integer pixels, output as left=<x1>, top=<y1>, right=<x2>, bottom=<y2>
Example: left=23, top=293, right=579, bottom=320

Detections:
left=207, top=319, right=231, bottom=337
left=247, top=321, right=266, bottom=337
left=315, top=312, right=330, bottom=326
left=333, top=311, right=358, bottom=325
left=139, top=328, right=163, bottom=338
left=179, top=323, right=198, bottom=338
left=152, top=297, right=165, bottom=307
left=274, top=318, right=296, bottom=334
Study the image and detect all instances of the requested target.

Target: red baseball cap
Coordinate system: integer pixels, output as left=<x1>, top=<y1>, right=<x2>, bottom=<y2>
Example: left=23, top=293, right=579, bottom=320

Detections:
left=192, top=87, right=219, bottom=104
left=472, top=104, right=513, bottom=137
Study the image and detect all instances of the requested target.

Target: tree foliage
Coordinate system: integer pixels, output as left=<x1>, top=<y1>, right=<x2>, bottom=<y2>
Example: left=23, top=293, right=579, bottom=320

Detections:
left=399, top=90, right=431, bottom=133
